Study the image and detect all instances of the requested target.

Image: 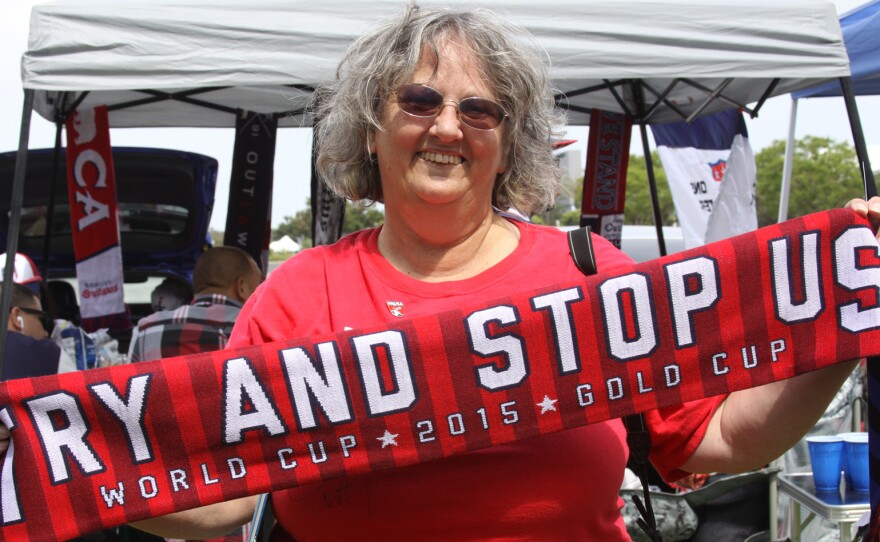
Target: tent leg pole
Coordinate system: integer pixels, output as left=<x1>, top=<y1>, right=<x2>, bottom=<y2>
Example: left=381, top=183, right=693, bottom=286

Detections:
left=40, top=122, right=65, bottom=280
left=840, top=76, right=876, bottom=198
left=777, top=98, right=798, bottom=223
left=0, top=89, right=36, bottom=376
left=640, top=122, right=667, bottom=257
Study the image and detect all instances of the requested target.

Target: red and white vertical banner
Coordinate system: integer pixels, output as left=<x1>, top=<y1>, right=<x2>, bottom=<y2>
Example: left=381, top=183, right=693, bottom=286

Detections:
left=65, top=106, right=128, bottom=332
left=580, top=109, right=632, bottom=247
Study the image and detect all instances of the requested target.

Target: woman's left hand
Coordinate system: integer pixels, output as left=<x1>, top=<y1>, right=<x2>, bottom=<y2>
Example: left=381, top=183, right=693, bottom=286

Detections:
left=845, top=196, right=880, bottom=234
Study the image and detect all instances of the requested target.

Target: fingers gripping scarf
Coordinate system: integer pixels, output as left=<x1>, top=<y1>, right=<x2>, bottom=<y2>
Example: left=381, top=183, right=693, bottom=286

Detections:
left=0, top=208, right=879, bottom=541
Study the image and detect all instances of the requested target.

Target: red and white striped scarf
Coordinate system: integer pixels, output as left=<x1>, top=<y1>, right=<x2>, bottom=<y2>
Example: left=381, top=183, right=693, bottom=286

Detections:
left=0, top=208, right=878, bottom=541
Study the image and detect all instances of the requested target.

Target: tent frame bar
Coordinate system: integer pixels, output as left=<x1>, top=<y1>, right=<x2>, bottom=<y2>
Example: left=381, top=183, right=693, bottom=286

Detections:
left=685, top=78, right=734, bottom=122
left=107, top=87, right=238, bottom=115
left=101, top=86, right=317, bottom=120
left=640, top=80, right=685, bottom=124
left=558, top=76, right=777, bottom=126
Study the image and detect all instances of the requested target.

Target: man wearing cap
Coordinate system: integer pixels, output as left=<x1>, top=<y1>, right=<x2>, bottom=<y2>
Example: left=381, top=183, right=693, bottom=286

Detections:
left=0, top=252, right=42, bottom=296
left=3, top=281, right=76, bottom=380
left=128, top=246, right=262, bottom=362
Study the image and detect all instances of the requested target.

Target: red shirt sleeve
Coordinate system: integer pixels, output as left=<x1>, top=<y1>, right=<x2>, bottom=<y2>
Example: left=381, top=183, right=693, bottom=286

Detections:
left=645, top=395, right=726, bottom=482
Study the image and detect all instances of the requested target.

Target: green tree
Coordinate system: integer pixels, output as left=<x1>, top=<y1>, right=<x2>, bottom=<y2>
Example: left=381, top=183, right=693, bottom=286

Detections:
left=344, top=203, right=385, bottom=233
left=273, top=208, right=313, bottom=248
left=754, top=136, right=861, bottom=227
left=623, top=152, right=676, bottom=226
left=272, top=200, right=385, bottom=249
left=208, top=228, right=224, bottom=246
left=537, top=152, right=675, bottom=228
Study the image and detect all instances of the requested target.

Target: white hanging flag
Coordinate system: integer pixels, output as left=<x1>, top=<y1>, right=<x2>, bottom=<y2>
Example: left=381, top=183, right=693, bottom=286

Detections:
left=652, top=109, right=757, bottom=249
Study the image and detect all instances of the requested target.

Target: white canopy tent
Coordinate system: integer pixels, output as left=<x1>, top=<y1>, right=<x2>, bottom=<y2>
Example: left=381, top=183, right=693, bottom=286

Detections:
left=269, top=235, right=301, bottom=254
left=22, top=0, right=850, bottom=127
left=13, top=0, right=860, bottom=255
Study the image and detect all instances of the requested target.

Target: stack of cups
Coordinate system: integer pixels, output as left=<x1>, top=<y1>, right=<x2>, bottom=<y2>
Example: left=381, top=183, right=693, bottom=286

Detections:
left=841, top=432, right=870, bottom=493
left=806, top=433, right=870, bottom=493
left=806, top=436, right=844, bottom=492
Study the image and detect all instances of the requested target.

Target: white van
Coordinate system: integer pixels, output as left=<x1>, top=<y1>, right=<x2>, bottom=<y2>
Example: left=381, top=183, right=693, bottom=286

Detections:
left=558, top=224, right=686, bottom=263
left=619, top=225, right=686, bottom=263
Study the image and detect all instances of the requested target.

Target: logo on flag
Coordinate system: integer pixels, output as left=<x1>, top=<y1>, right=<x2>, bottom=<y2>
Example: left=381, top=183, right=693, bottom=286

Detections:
left=386, top=301, right=405, bottom=318
left=708, top=159, right=727, bottom=182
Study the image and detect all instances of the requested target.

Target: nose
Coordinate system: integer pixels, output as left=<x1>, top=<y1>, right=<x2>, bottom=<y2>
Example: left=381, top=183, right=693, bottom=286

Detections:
left=430, top=103, right=464, bottom=142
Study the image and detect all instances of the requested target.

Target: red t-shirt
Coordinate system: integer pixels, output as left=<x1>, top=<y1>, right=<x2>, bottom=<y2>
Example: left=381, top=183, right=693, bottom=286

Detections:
left=228, top=219, right=723, bottom=541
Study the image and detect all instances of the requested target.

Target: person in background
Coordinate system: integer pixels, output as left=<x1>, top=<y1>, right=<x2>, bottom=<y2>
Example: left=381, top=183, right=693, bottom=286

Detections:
left=127, top=246, right=262, bottom=362
left=0, top=252, right=42, bottom=297
left=3, top=281, right=76, bottom=380
left=0, top=252, right=62, bottom=324
left=150, top=276, right=195, bottom=313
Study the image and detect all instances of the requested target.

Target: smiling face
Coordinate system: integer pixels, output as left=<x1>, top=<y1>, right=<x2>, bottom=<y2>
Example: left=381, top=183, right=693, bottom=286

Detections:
left=371, top=36, right=508, bottom=214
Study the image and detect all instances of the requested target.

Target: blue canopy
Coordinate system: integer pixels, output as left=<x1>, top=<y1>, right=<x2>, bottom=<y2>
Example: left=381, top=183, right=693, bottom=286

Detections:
left=795, top=0, right=880, bottom=98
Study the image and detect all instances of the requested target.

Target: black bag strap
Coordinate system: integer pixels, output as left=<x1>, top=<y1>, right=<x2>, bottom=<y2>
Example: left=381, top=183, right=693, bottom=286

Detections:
left=567, top=227, right=662, bottom=542
left=566, top=226, right=597, bottom=276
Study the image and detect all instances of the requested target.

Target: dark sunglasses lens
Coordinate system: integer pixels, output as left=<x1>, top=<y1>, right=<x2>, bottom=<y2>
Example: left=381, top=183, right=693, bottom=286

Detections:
left=459, top=98, right=505, bottom=130
left=397, top=85, right=443, bottom=116
left=19, top=307, right=53, bottom=333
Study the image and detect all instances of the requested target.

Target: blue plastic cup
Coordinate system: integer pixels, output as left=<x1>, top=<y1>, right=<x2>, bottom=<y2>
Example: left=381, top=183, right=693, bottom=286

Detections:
left=838, top=432, right=863, bottom=486
left=844, top=433, right=869, bottom=493
left=807, top=436, right=844, bottom=492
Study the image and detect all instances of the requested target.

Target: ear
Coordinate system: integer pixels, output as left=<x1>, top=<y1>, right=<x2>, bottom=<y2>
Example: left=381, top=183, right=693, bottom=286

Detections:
left=8, top=307, right=24, bottom=332
left=235, top=276, right=248, bottom=302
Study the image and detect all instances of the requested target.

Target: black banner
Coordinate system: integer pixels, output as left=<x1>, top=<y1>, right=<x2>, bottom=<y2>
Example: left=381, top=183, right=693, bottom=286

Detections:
left=310, top=120, right=346, bottom=246
left=224, top=111, right=277, bottom=272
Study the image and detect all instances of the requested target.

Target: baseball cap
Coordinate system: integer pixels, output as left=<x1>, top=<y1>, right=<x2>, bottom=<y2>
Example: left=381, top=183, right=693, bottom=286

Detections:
left=0, top=252, right=42, bottom=294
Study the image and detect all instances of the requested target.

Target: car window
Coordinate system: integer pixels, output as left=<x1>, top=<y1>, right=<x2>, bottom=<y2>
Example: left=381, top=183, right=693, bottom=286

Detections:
left=18, top=203, right=189, bottom=237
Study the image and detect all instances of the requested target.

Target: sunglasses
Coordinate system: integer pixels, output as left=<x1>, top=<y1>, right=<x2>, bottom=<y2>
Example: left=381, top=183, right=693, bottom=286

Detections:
left=16, top=306, right=54, bottom=334
left=394, top=84, right=508, bottom=131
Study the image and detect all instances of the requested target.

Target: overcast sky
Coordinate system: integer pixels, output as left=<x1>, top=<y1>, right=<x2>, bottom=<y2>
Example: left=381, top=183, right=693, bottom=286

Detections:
left=2, top=0, right=879, bottom=230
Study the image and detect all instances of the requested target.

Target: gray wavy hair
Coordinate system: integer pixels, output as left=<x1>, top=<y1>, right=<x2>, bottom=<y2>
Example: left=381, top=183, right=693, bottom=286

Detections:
left=312, top=5, right=566, bottom=215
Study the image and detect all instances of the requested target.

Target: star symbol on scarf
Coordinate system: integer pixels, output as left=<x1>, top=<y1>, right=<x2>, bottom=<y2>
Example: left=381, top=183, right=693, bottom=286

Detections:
left=377, top=430, right=399, bottom=448
left=537, top=395, right=558, bottom=414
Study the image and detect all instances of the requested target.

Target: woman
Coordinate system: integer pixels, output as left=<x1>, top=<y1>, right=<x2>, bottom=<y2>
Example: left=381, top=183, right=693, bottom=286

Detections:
left=130, top=5, right=870, bottom=540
